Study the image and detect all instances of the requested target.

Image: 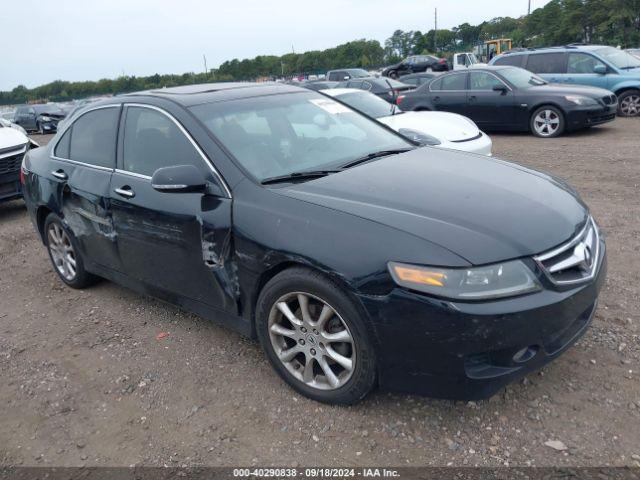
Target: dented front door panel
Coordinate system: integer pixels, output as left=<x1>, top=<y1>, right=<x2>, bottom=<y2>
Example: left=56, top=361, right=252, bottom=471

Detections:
left=109, top=172, right=237, bottom=314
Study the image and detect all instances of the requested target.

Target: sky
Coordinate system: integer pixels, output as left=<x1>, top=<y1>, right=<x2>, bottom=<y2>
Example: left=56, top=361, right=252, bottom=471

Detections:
left=0, top=0, right=551, bottom=91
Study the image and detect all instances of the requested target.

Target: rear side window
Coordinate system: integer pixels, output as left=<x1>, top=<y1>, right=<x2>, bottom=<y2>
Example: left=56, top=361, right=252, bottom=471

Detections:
left=122, top=106, right=203, bottom=177
left=493, top=54, right=526, bottom=67
left=567, top=53, right=606, bottom=73
left=526, top=53, right=566, bottom=74
left=54, top=129, right=71, bottom=158
left=69, top=107, right=119, bottom=168
left=437, top=73, right=467, bottom=90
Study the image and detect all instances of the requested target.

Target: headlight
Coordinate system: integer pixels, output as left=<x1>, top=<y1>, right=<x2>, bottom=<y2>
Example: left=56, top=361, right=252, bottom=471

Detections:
left=388, top=260, right=541, bottom=300
left=397, top=128, right=441, bottom=146
left=564, top=95, right=598, bottom=106
left=40, top=116, right=52, bottom=122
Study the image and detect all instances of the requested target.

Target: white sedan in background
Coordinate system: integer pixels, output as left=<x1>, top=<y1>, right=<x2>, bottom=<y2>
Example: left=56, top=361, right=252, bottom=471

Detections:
left=322, top=88, right=492, bottom=156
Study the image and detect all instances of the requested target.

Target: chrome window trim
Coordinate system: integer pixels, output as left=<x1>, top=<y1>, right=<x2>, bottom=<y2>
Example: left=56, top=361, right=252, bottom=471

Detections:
left=50, top=155, right=114, bottom=172
left=534, top=217, right=601, bottom=286
left=124, top=103, right=232, bottom=198
left=114, top=168, right=151, bottom=180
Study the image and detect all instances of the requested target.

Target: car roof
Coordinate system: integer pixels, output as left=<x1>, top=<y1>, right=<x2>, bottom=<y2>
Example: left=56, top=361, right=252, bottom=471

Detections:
left=122, top=82, right=308, bottom=107
left=504, top=44, right=609, bottom=56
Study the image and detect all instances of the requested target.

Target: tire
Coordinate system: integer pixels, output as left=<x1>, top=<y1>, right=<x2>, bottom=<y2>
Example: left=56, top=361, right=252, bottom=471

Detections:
left=617, top=90, right=640, bottom=117
left=256, top=267, right=376, bottom=405
left=530, top=106, right=565, bottom=138
left=44, top=213, right=97, bottom=289
left=388, top=71, right=398, bottom=79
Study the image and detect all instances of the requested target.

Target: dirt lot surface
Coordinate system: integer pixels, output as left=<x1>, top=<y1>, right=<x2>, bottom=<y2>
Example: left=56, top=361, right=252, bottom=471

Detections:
left=1, top=122, right=639, bottom=468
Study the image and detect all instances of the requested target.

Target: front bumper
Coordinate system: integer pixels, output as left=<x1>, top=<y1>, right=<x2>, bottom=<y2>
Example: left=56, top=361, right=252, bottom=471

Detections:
left=0, top=171, right=22, bottom=201
left=566, top=104, right=617, bottom=130
left=359, top=242, right=606, bottom=400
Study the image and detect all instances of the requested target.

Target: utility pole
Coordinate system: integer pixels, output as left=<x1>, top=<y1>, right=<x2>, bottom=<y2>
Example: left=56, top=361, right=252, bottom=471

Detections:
left=203, top=54, right=208, bottom=74
left=528, top=0, right=532, bottom=14
left=434, top=8, right=437, bottom=53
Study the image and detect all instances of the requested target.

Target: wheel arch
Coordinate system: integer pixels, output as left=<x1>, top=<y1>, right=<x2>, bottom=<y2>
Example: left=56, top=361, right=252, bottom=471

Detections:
left=36, top=205, right=54, bottom=244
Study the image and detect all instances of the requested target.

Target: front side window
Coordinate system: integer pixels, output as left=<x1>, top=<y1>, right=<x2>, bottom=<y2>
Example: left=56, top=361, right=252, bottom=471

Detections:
left=190, top=92, right=411, bottom=182
left=122, top=106, right=203, bottom=177
left=68, top=107, right=119, bottom=168
left=469, top=72, right=506, bottom=90
left=526, top=53, right=566, bottom=74
left=567, top=53, right=606, bottom=73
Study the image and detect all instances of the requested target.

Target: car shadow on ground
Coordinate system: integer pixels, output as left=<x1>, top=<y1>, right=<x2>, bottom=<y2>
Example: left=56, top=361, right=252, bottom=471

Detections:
left=0, top=199, right=26, bottom=221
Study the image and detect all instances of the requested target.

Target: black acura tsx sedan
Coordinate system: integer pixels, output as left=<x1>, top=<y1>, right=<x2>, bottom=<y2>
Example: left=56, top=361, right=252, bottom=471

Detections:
left=21, top=82, right=606, bottom=404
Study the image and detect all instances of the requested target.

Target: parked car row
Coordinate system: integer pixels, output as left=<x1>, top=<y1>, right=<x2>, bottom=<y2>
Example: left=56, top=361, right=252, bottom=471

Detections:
left=20, top=81, right=607, bottom=405
left=490, top=44, right=640, bottom=117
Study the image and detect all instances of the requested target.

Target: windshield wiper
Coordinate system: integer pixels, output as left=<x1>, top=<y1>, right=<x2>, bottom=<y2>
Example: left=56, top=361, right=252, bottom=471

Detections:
left=261, top=170, right=342, bottom=185
left=340, top=148, right=413, bottom=169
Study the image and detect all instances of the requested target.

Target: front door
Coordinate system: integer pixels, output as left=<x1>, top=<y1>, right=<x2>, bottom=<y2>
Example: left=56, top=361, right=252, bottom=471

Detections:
left=47, top=105, right=122, bottom=271
left=565, top=52, right=610, bottom=89
left=109, top=105, right=235, bottom=312
left=467, top=71, right=516, bottom=128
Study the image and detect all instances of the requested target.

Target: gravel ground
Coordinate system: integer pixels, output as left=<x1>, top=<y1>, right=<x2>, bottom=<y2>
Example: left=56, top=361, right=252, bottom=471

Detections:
left=1, top=121, right=639, bottom=468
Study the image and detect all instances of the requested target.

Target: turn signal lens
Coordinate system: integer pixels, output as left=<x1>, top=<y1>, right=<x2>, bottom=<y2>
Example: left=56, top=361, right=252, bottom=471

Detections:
left=392, top=265, right=445, bottom=287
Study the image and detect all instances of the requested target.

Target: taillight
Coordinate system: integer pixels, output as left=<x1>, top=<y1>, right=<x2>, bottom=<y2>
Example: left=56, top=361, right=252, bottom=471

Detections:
left=396, top=95, right=405, bottom=105
left=20, top=157, right=27, bottom=185
left=438, top=58, right=446, bottom=64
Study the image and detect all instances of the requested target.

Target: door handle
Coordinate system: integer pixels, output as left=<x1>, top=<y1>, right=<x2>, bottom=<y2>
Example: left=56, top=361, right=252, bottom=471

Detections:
left=114, top=186, right=135, bottom=198
left=469, top=95, right=477, bottom=102
left=433, top=96, right=440, bottom=101
left=51, top=169, right=67, bottom=180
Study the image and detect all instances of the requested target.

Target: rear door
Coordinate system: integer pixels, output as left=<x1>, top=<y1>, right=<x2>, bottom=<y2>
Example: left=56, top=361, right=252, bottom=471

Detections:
left=467, top=71, right=516, bottom=128
left=48, top=105, right=121, bottom=271
left=428, top=72, right=469, bottom=114
left=109, top=104, right=235, bottom=312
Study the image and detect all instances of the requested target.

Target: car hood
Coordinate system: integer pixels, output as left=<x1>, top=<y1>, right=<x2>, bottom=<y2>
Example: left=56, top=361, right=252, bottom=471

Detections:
left=378, top=111, right=480, bottom=142
left=533, top=83, right=614, bottom=98
left=274, top=149, right=588, bottom=265
left=0, top=127, right=29, bottom=150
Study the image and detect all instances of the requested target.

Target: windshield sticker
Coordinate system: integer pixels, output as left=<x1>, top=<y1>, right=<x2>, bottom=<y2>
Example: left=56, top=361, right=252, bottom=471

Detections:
left=309, top=98, right=351, bottom=114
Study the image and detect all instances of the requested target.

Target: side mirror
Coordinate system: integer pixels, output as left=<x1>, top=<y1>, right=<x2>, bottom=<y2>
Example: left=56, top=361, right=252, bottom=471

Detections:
left=493, top=84, right=508, bottom=93
left=593, top=65, right=607, bottom=75
left=151, top=165, right=208, bottom=194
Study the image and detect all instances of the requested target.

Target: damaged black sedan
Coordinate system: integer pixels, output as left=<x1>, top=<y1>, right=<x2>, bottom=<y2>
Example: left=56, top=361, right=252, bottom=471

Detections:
left=21, top=83, right=606, bottom=404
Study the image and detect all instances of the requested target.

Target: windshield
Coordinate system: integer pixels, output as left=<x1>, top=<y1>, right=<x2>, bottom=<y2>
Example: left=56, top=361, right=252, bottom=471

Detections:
left=500, top=67, right=547, bottom=88
left=190, top=92, right=411, bottom=182
left=335, top=91, right=400, bottom=118
left=348, top=69, right=370, bottom=78
left=594, top=46, right=640, bottom=69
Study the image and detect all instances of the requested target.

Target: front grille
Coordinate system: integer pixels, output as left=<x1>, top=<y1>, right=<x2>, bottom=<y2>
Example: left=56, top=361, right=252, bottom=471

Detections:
left=534, top=217, right=600, bottom=285
left=601, top=94, right=617, bottom=105
left=0, top=147, right=26, bottom=176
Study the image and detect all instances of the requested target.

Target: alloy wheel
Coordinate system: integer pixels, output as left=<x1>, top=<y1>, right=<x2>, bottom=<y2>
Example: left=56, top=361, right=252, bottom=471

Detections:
left=620, top=94, right=640, bottom=116
left=47, top=223, right=77, bottom=281
left=533, top=109, right=560, bottom=137
left=268, top=292, right=355, bottom=391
